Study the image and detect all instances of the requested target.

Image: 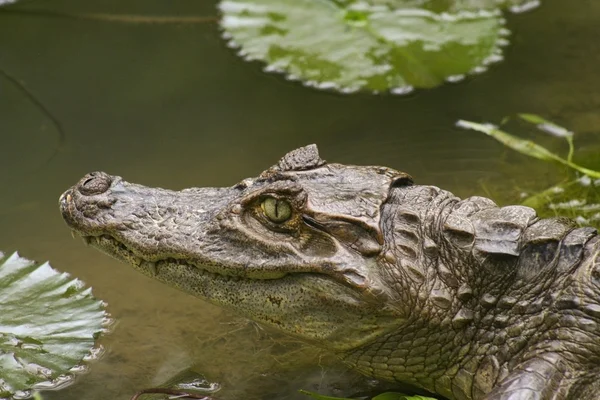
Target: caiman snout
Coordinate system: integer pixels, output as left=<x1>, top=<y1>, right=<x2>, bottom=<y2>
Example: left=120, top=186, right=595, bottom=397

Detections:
left=76, top=172, right=113, bottom=196
left=59, top=171, right=120, bottom=234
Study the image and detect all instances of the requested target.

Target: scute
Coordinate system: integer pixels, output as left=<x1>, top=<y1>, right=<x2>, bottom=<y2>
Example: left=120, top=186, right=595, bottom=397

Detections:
left=472, top=205, right=537, bottom=262
left=516, top=218, right=575, bottom=279
left=273, top=144, right=326, bottom=172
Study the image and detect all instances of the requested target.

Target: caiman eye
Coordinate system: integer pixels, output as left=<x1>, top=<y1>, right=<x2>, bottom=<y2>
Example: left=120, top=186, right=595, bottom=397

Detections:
left=261, top=197, right=292, bottom=223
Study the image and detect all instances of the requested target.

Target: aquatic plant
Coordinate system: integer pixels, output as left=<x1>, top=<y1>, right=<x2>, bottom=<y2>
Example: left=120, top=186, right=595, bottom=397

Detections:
left=0, top=252, right=108, bottom=399
left=458, top=114, right=600, bottom=228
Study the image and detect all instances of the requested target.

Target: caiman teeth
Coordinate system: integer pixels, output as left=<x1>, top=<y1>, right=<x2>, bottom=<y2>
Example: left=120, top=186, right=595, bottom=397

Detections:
left=71, top=230, right=77, bottom=239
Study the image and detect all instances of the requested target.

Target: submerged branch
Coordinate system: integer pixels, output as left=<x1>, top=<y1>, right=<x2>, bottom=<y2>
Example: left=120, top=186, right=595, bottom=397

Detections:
left=0, top=67, right=65, bottom=166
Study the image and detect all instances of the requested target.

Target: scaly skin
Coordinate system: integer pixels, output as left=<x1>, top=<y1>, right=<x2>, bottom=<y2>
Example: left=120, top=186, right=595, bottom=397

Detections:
left=59, top=145, right=600, bottom=400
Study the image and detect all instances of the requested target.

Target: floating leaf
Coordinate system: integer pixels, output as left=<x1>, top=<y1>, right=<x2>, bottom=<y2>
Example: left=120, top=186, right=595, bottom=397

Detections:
left=0, top=251, right=108, bottom=399
left=456, top=120, right=561, bottom=161
left=517, top=113, right=573, bottom=138
left=516, top=113, right=574, bottom=161
left=220, top=0, right=518, bottom=93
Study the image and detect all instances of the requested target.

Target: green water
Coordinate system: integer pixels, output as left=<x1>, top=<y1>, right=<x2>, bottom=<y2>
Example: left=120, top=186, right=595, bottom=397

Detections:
left=0, top=0, right=599, bottom=399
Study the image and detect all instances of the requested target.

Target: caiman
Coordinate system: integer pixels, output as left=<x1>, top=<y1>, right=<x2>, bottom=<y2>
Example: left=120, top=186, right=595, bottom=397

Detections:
left=59, top=145, right=600, bottom=400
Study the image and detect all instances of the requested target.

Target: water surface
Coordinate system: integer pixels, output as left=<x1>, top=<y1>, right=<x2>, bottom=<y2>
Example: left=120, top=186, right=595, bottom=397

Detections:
left=0, top=0, right=599, bottom=398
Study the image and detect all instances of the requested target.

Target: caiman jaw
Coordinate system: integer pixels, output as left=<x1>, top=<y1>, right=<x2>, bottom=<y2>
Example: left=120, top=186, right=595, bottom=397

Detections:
left=77, top=233, right=288, bottom=281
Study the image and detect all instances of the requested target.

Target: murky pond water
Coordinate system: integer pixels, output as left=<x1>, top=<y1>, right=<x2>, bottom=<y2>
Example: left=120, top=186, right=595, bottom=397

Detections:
left=0, top=0, right=599, bottom=399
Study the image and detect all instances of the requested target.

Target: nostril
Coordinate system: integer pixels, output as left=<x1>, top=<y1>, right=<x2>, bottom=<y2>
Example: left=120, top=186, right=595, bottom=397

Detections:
left=77, top=172, right=112, bottom=196
left=82, top=177, right=94, bottom=186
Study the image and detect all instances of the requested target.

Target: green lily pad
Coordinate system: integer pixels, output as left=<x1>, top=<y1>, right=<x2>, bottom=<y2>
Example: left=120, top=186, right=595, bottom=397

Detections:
left=220, top=0, right=535, bottom=93
left=0, top=251, right=108, bottom=399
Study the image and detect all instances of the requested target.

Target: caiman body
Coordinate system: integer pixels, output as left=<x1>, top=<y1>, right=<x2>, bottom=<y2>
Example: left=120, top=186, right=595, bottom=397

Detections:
left=59, top=145, right=600, bottom=400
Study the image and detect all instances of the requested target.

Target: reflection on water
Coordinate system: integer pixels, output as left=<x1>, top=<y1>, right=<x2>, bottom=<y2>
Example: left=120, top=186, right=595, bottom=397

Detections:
left=0, top=0, right=599, bottom=398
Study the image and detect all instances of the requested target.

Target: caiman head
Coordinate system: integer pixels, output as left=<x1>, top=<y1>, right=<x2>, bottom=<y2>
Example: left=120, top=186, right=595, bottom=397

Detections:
left=59, top=145, right=412, bottom=352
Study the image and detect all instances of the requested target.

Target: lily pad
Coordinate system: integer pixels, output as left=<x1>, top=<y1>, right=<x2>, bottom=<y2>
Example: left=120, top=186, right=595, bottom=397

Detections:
left=219, top=0, right=536, bottom=93
left=0, top=251, right=108, bottom=399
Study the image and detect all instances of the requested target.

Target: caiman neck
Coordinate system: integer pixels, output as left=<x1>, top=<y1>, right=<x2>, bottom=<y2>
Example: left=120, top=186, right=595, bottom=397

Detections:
left=352, top=184, right=599, bottom=399
left=379, top=184, right=595, bottom=304
left=377, top=184, right=468, bottom=307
